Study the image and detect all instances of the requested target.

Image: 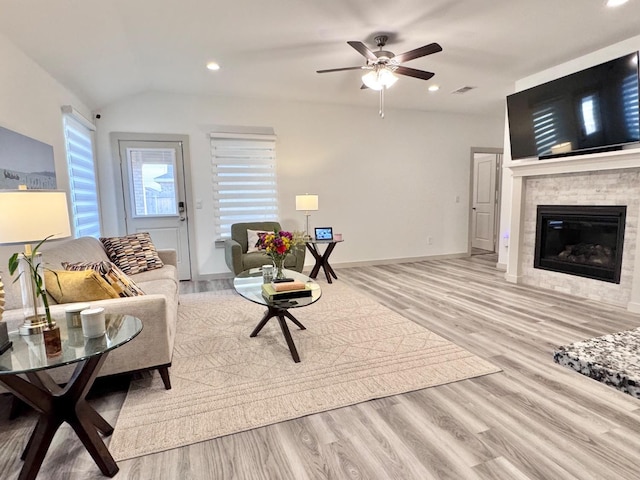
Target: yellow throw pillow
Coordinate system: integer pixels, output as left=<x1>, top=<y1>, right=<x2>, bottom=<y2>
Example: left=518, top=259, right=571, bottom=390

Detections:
left=44, top=269, right=120, bottom=304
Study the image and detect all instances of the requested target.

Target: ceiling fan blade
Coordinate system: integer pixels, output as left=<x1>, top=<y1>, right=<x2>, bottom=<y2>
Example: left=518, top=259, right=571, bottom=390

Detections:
left=394, top=66, right=435, bottom=81
left=360, top=84, right=368, bottom=90
left=317, top=66, right=365, bottom=73
left=347, top=41, right=377, bottom=61
left=394, top=43, right=442, bottom=63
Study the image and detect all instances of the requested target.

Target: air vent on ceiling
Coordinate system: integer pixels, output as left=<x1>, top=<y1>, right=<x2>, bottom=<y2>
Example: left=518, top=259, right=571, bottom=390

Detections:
left=451, top=86, right=476, bottom=94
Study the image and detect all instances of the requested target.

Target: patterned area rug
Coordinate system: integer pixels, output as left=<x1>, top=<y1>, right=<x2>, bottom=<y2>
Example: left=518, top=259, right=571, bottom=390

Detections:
left=109, top=282, right=501, bottom=460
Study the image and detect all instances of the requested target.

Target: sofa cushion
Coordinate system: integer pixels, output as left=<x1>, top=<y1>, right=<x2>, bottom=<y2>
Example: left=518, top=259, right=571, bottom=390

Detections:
left=44, top=269, right=120, bottom=303
left=62, top=260, right=145, bottom=297
left=246, top=229, right=270, bottom=253
left=100, top=232, right=164, bottom=275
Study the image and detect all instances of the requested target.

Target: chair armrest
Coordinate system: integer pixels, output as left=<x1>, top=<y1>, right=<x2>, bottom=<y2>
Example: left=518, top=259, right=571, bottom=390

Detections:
left=224, top=239, right=243, bottom=275
left=157, top=249, right=177, bottom=267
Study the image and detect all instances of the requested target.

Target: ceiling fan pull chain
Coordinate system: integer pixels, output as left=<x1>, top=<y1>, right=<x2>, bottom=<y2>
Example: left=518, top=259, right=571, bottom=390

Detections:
left=379, top=87, right=385, bottom=118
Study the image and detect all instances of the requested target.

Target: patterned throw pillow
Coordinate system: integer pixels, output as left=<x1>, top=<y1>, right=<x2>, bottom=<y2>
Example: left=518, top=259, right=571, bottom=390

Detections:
left=100, top=232, right=164, bottom=275
left=62, top=261, right=145, bottom=297
left=246, top=229, right=270, bottom=253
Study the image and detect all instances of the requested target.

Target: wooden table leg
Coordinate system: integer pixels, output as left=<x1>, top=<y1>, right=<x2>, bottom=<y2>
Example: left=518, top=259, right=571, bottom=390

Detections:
left=250, top=306, right=306, bottom=362
left=0, top=352, right=119, bottom=480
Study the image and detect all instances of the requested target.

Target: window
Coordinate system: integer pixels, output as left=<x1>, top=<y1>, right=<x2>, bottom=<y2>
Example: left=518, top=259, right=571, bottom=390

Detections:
left=211, top=132, right=278, bottom=239
left=62, top=106, right=101, bottom=238
left=126, top=147, right=178, bottom=217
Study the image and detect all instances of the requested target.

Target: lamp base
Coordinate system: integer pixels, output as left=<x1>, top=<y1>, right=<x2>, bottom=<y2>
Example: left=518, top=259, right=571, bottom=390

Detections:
left=18, top=315, right=47, bottom=336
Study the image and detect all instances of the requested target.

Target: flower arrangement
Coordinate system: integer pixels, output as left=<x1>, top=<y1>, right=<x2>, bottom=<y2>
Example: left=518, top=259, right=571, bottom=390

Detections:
left=259, top=230, right=303, bottom=278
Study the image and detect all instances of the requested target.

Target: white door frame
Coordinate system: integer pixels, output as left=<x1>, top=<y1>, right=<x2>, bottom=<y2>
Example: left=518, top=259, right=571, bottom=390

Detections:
left=110, top=132, right=198, bottom=280
left=468, top=147, right=503, bottom=255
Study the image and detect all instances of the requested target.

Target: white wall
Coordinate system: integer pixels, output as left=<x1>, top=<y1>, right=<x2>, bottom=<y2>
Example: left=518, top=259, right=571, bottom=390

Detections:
left=497, top=34, right=640, bottom=268
left=0, top=33, right=91, bottom=267
left=95, top=92, right=503, bottom=277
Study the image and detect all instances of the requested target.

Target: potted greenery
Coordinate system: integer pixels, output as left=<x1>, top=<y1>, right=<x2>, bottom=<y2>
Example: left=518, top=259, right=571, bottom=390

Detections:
left=8, top=236, right=62, bottom=356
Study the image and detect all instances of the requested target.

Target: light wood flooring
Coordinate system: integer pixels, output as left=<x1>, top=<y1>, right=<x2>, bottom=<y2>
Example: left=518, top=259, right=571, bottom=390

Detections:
left=2, top=255, right=640, bottom=479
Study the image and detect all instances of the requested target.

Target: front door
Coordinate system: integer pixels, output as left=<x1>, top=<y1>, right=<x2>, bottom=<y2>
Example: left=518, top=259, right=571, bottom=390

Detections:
left=118, top=140, right=192, bottom=280
left=471, top=153, right=498, bottom=251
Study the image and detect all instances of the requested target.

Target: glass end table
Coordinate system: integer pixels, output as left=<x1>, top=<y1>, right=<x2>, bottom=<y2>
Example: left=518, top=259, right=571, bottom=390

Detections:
left=0, top=314, right=142, bottom=480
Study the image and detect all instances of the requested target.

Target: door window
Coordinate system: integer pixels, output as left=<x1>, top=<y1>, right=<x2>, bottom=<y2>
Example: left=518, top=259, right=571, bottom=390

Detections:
left=126, top=147, right=178, bottom=217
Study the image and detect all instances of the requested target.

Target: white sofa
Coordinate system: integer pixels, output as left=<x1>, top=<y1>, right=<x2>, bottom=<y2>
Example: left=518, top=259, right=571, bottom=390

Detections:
left=2, top=236, right=179, bottom=389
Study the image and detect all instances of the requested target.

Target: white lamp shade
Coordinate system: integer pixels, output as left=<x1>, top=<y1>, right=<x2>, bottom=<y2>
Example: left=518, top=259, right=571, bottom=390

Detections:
left=0, top=191, right=72, bottom=245
left=295, top=194, right=319, bottom=211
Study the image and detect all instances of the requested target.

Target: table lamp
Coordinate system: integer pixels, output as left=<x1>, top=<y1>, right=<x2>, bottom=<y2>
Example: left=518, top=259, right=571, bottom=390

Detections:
left=0, top=190, right=72, bottom=335
left=295, top=194, right=318, bottom=240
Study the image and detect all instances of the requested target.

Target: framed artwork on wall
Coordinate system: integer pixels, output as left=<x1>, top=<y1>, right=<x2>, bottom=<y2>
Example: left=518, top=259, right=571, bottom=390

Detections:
left=0, top=125, right=56, bottom=190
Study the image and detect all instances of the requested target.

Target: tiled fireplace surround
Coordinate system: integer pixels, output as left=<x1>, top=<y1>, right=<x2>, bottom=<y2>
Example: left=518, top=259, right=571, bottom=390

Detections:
left=505, top=149, right=640, bottom=312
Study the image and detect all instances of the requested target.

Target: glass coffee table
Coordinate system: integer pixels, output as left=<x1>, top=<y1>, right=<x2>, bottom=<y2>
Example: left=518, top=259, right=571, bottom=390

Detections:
left=234, top=268, right=322, bottom=363
left=0, top=314, right=142, bottom=480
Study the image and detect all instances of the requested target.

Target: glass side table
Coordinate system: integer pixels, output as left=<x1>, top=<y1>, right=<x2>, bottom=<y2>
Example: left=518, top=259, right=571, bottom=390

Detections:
left=0, top=314, right=143, bottom=480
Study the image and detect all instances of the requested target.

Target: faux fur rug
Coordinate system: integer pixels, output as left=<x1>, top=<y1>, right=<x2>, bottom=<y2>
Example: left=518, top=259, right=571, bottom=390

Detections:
left=109, top=282, right=500, bottom=460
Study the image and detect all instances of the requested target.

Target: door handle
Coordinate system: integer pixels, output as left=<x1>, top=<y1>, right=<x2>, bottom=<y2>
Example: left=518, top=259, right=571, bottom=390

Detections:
left=180, top=216, right=186, bottom=221
left=472, top=207, right=476, bottom=210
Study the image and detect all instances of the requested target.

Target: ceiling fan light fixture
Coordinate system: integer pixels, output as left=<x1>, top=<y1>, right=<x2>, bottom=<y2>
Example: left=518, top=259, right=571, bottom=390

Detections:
left=362, top=68, right=398, bottom=90
left=206, top=62, right=221, bottom=71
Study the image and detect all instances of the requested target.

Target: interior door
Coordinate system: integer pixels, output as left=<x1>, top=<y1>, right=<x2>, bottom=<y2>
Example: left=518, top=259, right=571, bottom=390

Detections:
left=471, top=153, right=497, bottom=251
left=118, top=140, right=192, bottom=280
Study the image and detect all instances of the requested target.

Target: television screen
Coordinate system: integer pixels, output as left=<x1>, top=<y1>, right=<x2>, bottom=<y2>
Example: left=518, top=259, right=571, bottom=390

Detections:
left=507, top=52, right=640, bottom=160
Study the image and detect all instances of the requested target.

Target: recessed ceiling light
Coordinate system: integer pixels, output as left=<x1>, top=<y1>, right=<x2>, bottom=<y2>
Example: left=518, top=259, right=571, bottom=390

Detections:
left=606, top=0, right=628, bottom=7
left=206, top=62, right=220, bottom=71
left=428, top=85, right=440, bottom=92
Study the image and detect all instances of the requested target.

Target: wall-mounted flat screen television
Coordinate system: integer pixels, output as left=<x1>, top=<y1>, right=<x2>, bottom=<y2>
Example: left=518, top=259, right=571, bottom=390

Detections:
left=507, top=52, right=640, bottom=160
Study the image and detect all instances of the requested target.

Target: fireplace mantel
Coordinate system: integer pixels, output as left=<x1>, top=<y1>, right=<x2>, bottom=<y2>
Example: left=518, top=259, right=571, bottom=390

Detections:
left=504, top=147, right=640, bottom=312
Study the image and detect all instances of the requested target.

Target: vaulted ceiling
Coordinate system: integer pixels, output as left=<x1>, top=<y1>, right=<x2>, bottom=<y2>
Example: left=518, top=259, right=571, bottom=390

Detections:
left=1, top=0, right=639, bottom=117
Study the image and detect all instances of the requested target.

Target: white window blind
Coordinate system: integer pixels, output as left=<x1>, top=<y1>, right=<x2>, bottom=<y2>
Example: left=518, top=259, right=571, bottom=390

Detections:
left=62, top=110, right=101, bottom=238
left=211, top=133, right=278, bottom=239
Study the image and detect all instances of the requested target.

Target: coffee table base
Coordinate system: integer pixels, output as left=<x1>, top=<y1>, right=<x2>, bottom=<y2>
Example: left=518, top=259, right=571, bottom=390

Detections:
left=0, top=353, right=118, bottom=480
left=250, top=305, right=306, bottom=362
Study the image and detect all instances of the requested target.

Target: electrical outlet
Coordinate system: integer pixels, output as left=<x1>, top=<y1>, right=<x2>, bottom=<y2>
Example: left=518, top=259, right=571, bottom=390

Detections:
left=427, top=236, right=433, bottom=245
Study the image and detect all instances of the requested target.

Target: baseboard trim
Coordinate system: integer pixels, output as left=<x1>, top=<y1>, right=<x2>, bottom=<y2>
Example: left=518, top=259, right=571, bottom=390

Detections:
left=496, top=262, right=507, bottom=271
left=329, top=252, right=468, bottom=269
left=195, top=253, right=469, bottom=280
left=627, top=301, right=640, bottom=313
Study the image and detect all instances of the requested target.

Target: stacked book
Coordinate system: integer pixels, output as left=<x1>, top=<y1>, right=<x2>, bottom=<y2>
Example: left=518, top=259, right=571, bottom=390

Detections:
left=261, top=281, right=312, bottom=301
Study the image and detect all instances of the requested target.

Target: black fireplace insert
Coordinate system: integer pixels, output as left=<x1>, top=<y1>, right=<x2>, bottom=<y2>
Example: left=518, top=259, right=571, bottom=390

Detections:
left=534, top=205, right=626, bottom=283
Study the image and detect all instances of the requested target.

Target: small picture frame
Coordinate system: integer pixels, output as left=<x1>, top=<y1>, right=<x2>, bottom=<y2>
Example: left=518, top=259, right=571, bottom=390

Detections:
left=314, top=227, right=333, bottom=241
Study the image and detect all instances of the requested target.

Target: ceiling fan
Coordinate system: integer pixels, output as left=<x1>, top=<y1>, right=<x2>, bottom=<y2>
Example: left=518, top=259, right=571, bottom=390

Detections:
left=316, top=35, right=443, bottom=117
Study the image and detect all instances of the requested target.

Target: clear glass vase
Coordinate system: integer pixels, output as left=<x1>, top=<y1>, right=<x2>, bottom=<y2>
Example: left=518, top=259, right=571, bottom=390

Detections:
left=272, top=255, right=286, bottom=280
left=18, top=252, right=47, bottom=335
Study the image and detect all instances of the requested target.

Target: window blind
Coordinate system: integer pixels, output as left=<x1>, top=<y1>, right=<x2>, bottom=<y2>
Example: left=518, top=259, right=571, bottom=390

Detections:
left=211, top=133, right=278, bottom=239
left=63, top=114, right=101, bottom=238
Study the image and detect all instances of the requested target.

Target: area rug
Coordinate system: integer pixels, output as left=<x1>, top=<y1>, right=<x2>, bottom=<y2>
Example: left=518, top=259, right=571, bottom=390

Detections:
left=109, top=282, right=501, bottom=460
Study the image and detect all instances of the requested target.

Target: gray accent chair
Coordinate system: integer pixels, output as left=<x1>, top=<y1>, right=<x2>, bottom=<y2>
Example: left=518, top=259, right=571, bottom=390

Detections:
left=224, top=221, right=305, bottom=275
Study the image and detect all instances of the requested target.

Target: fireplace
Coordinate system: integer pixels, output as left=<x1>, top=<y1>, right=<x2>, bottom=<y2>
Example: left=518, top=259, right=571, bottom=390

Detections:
left=534, top=205, right=626, bottom=283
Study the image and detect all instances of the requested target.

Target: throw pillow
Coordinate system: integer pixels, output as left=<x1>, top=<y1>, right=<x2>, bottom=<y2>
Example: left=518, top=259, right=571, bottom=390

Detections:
left=100, top=232, right=164, bottom=275
left=62, top=260, right=145, bottom=298
left=44, top=270, right=120, bottom=304
left=246, top=229, right=271, bottom=253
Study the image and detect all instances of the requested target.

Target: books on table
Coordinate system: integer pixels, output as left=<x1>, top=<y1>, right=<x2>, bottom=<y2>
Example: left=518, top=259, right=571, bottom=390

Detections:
left=261, top=282, right=312, bottom=301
